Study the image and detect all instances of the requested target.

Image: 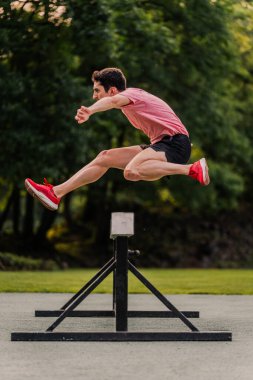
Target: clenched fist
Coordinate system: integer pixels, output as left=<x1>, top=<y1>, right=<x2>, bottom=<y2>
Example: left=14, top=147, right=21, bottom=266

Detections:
left=75, top=106, right=92, bottom=124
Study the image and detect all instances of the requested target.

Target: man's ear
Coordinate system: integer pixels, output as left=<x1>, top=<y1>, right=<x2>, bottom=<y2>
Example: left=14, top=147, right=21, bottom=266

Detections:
left=108, top=87, right=118, bottom=96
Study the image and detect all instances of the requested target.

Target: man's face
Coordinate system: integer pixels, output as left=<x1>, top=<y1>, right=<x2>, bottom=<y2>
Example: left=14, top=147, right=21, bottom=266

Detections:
left=92, top=81, right=118, bottom=100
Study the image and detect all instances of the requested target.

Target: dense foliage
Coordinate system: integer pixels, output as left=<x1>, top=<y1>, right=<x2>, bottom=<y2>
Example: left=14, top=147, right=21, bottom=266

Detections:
left=0, top=0, right=252, bottom=267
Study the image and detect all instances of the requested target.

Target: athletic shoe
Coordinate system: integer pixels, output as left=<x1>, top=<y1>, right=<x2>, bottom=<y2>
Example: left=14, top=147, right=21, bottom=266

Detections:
left=25, top=178, right=61, bottom=211
left=188, top=158, right=210, bottom=186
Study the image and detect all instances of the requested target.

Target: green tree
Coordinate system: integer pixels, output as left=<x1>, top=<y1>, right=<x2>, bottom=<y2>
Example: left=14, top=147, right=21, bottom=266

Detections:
left=1, top=0, right=253, bottom=266
left=93, top=0, right=250, bottom=212
left=229, top=1, right=253, bottom=200
left=0, top=0, right=85, bottom=239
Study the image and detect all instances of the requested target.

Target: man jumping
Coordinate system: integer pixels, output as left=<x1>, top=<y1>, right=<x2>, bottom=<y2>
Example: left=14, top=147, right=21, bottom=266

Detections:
left=25, top=67, right=210, bottom=211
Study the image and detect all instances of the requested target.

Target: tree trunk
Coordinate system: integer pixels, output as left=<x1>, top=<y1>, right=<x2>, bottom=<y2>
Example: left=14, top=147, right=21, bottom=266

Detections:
left=23, top=192, right=34, bottom=237
left=0, top=187, right=15, bottom=232
left=35, top=208, right=57, bottom=244
left=83, top=182, right=111, bottom=264
left=63, top=193, right=73, bottom=227
left=12, top=186, right=20, bottom=235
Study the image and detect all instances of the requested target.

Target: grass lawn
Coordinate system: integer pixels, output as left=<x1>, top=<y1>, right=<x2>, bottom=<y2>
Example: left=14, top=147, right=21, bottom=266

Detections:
left=0, top=269, right=252, bottom=294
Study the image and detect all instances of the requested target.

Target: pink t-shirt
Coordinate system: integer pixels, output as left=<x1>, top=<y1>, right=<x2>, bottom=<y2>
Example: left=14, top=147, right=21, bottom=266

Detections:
left=120, top=88, right=189, bottom=144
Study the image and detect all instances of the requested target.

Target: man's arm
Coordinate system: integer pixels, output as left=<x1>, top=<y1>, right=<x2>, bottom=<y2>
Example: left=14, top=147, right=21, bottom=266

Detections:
left=75, top=94, right=130, bottom=124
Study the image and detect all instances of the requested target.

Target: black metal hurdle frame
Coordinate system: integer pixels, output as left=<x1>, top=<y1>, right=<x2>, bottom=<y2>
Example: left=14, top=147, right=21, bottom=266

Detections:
left=11, top=212, right=232, bottom=342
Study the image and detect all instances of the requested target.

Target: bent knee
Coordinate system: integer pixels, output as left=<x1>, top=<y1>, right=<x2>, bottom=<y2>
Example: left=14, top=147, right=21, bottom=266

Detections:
left=96, top=150, right=113, bottom=167
left=124, top=168, right=141, bottom=181
left=97, top=150, right=110, bottom=158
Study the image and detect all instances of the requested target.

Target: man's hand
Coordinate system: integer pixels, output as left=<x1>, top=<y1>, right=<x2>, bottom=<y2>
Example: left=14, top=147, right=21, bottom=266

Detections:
left=75, top=95, right=130, bottom=124
left=75, top=106, right=92, bottom=124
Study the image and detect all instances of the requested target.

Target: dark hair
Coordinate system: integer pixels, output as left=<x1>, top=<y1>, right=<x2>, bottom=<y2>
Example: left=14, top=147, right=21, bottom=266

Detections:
left=92, top=67, right=127, bottom=92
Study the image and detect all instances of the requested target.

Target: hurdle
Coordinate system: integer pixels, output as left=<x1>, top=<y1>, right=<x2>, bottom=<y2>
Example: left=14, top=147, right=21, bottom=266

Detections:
left=11, top=212, right=232, bottom=341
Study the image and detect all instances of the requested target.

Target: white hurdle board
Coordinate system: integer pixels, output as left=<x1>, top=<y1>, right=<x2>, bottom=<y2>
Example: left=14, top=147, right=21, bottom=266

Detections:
left=110, top=212, right=134, bottom=238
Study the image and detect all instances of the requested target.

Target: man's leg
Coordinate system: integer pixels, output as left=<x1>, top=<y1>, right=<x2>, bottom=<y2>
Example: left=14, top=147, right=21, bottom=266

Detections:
left=123, top=148, right=189, bottom=181
left=53, top=146, right=142, bottom=198
left=123, top=147, right=209, bottom=185
left=25, top=146, right=143, bottom=210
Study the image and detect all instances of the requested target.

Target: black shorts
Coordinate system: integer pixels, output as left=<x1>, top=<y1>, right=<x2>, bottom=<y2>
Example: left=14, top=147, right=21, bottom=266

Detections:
left=140, top=134, right=191, bottom=164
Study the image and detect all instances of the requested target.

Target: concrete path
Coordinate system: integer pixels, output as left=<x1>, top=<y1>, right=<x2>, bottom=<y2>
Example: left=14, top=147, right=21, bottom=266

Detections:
left=0, top=293, right=252, bottom=380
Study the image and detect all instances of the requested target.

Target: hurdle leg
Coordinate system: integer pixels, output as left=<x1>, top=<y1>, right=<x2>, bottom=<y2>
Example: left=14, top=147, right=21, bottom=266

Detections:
left=46, top=260, right=115, bottom=332
left=114, top=236, right=128, bottom=331
left=61, top=257, right=115, bottom=310
left=112, top=239, right=116, bottom=311
left=128, top=261, right=199, bottom=331
left=35, top=257, right=116, bottom=317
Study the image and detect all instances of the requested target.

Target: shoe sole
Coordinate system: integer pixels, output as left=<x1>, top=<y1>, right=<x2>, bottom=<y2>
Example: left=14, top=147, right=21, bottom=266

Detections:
left=200, top=158, right=210, bottom=186
left=25, top=180, right=58, bottom=211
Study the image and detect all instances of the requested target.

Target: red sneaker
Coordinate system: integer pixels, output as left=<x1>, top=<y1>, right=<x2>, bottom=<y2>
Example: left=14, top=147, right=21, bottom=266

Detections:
left=189, top=158, right=210, bottom=186
left=25, top=178, right=61, bottom=211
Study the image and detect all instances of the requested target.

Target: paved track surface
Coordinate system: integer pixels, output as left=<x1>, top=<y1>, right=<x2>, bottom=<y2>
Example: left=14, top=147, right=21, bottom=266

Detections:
left=0, top=293, right=252, bottom=380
